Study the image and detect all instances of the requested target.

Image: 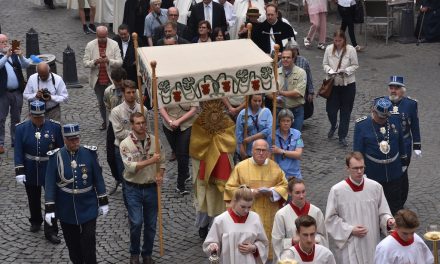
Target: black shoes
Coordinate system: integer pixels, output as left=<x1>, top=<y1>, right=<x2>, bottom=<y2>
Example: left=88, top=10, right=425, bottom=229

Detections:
left=109, top=181, right=121, bottom=195
left=339, top=138, right=349, bottom=147
left=99, top=122, right=107, bottom=130
left=46, top=234, right=61, bottom=244
left=83, top=25, right=91, bottom=34
left=198, top=225, right=209, bottom=239
left=30, top=224, right=41, bottom=233
left=88, top=24, right=97, bottom=34
left=175, top=187, right=190, bottom=195
left=44, top=0, right=55, bottom=9
left=327, top=124, right=338, bottom=139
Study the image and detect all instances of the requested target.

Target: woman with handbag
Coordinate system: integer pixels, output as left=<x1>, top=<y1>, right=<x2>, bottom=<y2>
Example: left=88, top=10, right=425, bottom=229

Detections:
left=322, top=30, right=358, bottom=147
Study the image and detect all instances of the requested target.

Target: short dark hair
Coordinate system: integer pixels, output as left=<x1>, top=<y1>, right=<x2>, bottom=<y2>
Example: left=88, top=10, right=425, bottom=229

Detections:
left=295, top=215, right=317, bottom=233
left=395, top=209, right=420, bottom=229
left=121, top=80, right=137, bottom=93
left=111, top=67, right=127, bottom=81
left=211, top=27, right=229, bottom=41
left=164, top=21, right=177, bottom=31
left=118, top=24, right=129, bottom=32
left=129, top=112, right=145, bottom=123
left=198, top=20, right=212, bottom=32
left=345, top=151, right=364, bottom=167
left=283, top=47, right=297, bottom=59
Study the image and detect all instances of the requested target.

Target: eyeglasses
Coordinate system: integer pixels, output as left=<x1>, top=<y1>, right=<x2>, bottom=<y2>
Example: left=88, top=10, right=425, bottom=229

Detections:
left=349, top=166, right=365, bottom=171
left=254, top=148, right=268, bottom=153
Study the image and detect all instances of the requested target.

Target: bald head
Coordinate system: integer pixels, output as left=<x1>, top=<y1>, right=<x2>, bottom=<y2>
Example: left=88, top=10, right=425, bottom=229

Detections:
left=252, top=139, right=270, bottom=165
left=168, top=7, right=179, bottom=22
left=0, top=34, right=7, bottom=41
left=96, top=26, right=108, bottom=43
left=37, top=62, right=50, bottom=81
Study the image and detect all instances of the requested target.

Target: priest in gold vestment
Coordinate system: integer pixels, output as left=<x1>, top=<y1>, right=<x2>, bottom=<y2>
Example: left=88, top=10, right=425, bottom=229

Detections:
left=225, top=139, right=288, bottom=260
left=190, top=100, right=237, bottom=238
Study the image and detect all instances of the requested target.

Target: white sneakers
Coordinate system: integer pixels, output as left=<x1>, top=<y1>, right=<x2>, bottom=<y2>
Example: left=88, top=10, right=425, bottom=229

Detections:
left=304, top=37, right=311, bottom=48
left=304, top=37, right=326, bottom=50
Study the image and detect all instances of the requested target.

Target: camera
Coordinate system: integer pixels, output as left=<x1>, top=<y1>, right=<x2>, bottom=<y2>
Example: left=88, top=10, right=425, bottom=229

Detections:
left=41, top=88, right=52, bottom=101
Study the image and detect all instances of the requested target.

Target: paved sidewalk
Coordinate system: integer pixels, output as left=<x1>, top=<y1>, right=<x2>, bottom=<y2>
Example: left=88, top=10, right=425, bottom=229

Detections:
left=0, top=1, right=439, bottom=263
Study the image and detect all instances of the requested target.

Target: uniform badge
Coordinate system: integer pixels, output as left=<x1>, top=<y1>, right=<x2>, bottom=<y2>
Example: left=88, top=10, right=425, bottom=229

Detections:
left=392, top=106, right=399, bottom=113
left=35, top=132, right=41, bottom=140
left=82, top=173, right=88, bottom=180
left=380, top=127, right=386, bottom=135
left=71, top=160, right=78, bottom=169
left=44, top=133, right=49, bottom=139
left=81, top=166, right=88, bottom=175
left=83, top=180, right=87, bottom=185
left=379, top=141, right=390, bottom=154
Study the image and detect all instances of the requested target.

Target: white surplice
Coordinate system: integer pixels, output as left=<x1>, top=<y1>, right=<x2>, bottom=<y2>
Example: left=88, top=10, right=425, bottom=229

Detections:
left=113, top=0, right=126, bottom=34
left=280, top=244, right=336, bottom=264
left=203, top=211, right=269, bottom=264
left=374, top=233, right=434, bottom=264
left=325, top=178, right=393, bottom=264
left=272, top=202, right=328, bottom=262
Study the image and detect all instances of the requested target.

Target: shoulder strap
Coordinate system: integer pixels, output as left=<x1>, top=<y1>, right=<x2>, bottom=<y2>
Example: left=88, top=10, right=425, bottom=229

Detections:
left=336, top=49, right=346, bottom=71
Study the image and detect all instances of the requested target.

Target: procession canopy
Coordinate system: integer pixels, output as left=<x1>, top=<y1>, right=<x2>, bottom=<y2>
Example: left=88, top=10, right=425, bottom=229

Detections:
left=137, top=39, right=276, bottom=108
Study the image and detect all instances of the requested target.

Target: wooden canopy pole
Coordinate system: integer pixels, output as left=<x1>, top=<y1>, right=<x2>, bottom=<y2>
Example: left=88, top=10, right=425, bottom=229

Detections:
left=243, top=23, right=253, bottom=156
left=272, top=44, right=280, bottom=159
left=150, top=61, right=164, bottom=256
left=132, top=32, right=144, bottom=114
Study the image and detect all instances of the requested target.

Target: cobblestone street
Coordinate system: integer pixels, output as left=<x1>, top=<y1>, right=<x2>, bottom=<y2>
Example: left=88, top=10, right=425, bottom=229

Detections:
left=0, top=1, right=439, bottom=263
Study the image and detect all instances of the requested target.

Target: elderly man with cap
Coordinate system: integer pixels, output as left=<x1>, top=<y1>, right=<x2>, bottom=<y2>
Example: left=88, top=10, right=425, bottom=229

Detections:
left=353, top=97, right=408, bottom=215
left=14, top=100, right=63, bottom=244
left=386, top=76, right=421, bottom=207
left=233, top=1, right=266, bottom=39
left=44, top=124, right=109, bottom=264
left=23, top=62, right=69, bottom=122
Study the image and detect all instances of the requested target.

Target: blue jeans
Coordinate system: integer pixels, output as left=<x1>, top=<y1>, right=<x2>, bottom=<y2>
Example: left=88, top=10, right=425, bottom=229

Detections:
left=290, top=105, right=304, bottom=132
left=125, top=184, right=158, bottom=257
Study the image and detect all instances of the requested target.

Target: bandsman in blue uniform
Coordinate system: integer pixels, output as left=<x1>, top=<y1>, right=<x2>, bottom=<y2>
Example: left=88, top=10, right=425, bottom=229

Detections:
left=386, top=76, right=421, bottom=206
left=14, top=100, right=63, bottom=244
left=44, top=124, right=109, bottom=264
left=353, top=97, right=408, bottom=215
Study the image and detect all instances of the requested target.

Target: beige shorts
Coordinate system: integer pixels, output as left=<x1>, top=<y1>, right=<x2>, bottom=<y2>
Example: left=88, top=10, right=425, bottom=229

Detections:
left=78, top=0, right=96, bottom=8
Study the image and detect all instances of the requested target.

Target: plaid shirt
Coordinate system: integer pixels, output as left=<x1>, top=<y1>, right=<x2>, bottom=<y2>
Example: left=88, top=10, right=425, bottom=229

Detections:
left=295, top=55, right=314, bottom=95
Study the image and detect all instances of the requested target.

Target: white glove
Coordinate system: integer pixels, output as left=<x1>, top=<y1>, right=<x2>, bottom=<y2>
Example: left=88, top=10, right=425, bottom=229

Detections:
left=414, top=150, right=422, bottom=158
left=99, top=205, right=109, bottom=217
left=402, top=166, right=408, bottom=172
left=16, top=175, right=26, bottom=185
left=45, top=213, right=55, bottom=226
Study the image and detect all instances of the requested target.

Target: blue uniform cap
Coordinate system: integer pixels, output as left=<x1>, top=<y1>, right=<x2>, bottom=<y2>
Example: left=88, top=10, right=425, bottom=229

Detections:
left=373, top=97, right=393, bottom=118
left=30, top=100, right=45, bottom=116
left=388, top=76, right=405, bottom=87
left=63, top=123, right=80, bottom=138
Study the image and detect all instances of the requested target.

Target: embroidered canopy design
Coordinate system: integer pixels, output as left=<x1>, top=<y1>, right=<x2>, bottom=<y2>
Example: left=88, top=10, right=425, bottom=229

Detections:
left=137, top=39, right=276, bottom=107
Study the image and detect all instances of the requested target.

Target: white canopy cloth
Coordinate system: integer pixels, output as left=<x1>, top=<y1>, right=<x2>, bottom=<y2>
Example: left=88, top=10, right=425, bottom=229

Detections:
left=138, top=39, right=276, bottom=107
